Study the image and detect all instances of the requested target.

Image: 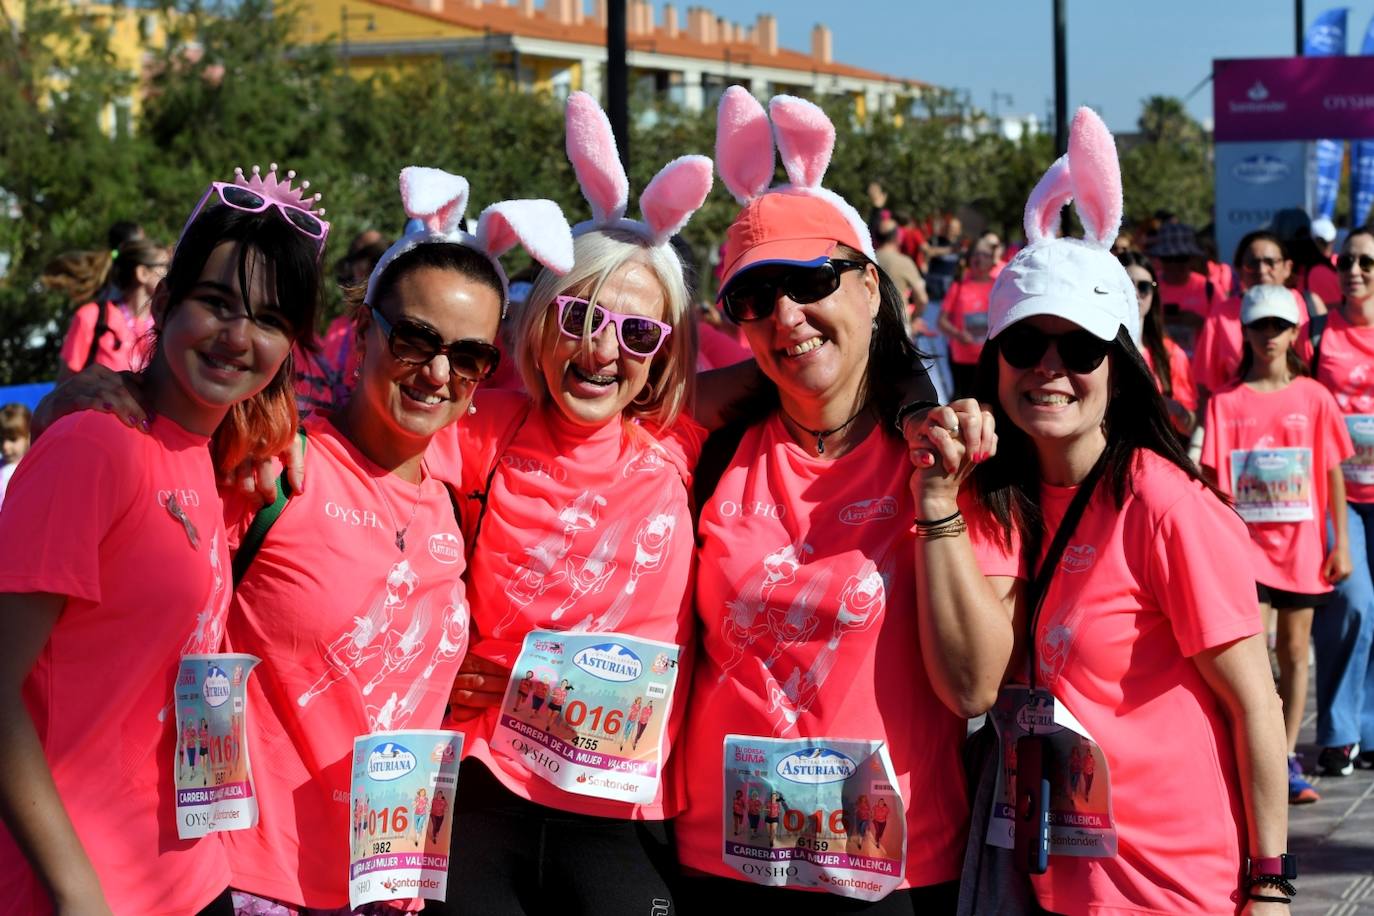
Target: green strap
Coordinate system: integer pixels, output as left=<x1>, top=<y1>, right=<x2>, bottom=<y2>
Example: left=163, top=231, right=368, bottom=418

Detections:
left=231, top=430, right=306, bottom=587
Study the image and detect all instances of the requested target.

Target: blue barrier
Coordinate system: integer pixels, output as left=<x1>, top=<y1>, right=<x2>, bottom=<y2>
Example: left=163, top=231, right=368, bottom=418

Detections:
left=0, top=382, right=55, bottom=411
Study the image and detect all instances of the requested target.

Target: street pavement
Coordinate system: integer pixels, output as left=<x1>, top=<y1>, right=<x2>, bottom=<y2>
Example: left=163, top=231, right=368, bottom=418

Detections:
left=1290, top=698, right=1374, bottom=914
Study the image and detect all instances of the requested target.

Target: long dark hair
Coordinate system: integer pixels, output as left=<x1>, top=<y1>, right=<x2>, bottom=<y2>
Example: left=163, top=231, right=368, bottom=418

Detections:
left=151, top=204, right=323, bottom=474
left=1118, top=252, right=1171, bottom=396
left=969, top=325, right=1224, bottom=553
left=1235, top=317, right=1308, bottom=383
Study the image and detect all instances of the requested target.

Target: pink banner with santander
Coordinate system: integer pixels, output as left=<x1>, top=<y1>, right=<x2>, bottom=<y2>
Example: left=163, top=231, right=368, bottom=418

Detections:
left=1214, top=56, right=1374, bottom=141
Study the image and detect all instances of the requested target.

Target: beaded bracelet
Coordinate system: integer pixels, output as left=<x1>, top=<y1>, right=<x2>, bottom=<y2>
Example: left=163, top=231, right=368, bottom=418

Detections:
left=915, top=518, right=967, bottom=540
left=1248, top=875, right=1297, bottom=897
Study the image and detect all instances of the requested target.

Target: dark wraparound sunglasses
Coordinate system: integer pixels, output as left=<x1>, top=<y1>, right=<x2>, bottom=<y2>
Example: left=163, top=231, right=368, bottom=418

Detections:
left=999, top=324, right=1112, bottom=374
left=721, top=258, right=868, bottom=323
left=1245, top=317, right=1296, bottom=334
left=1134, top=279, right=1156, bottom=297
left=1337, top=253, right=1374, bottom=272
left=371, top=308, right=500, bottom=382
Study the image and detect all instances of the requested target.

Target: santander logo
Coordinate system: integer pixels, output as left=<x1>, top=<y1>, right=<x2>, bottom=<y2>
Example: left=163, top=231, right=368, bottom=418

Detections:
left=1248, top=81, right=1269, bottom=102
left=839, top=496, right=898, bottom=526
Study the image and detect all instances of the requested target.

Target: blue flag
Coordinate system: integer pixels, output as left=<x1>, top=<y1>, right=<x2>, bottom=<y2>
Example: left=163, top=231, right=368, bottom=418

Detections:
left=1306, top=8, right=1348, bottom=222
left=1352, top=13, right=1374, bottom=227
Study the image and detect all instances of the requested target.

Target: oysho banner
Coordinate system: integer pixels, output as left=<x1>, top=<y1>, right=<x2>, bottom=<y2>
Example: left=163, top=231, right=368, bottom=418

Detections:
left=1214, top=57, right=1374, bottom=142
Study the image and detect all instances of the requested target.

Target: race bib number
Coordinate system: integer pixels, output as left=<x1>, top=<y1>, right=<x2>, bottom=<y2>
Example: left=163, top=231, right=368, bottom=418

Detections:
left=173, top=653, right=259, bottom=839
left=986, top=686, right=1117, bottom=858
left=348, top=730, right=463, bottom=909
left=492, top=630, right=680, bottom=804
left=964, top=311, right=989, bottom=341
left=1230, top=447, right=1314, bottom=523
left=722, top=736, right=906, bottom=902
left=1343, top=415, right=1374, bottom=485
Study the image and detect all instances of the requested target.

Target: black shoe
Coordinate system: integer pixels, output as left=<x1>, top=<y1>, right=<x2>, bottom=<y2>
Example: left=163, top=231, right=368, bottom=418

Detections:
left=1357, top=750, right=1374, bottom=770
left=1318, top=743, right=1361, bottom=776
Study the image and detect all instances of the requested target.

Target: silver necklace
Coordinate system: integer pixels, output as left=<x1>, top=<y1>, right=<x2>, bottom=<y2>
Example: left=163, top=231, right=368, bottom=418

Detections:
left=373, top=472, right=421, bottom=552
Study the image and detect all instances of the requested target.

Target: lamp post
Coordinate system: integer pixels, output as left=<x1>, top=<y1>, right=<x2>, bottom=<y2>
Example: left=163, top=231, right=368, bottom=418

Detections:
left=1295, top=0, right=1305, bottom=55
left=1053, top=0, right=1067, bottom=157
left=340, top=6, right=376, bottom=77
left=607, top=0, right=628, bottom=170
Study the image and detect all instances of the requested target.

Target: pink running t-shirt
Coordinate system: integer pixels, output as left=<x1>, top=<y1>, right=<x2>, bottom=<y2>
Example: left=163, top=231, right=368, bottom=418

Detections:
left=59, top=301, right=155, bottom=374
left=1156, top=272, right=1217, bottom=318
left=1193, top=290, right=1310, bottom=394
left=941, top=277, right=995, bottom=365
left=0, top=412, right=232, bottom=915
left=222, top=413, right=471, bottom=909
left=443, top=389, right=703, bottom=820
left=1141, top=337, right=1199, bottom=412
left=1298, top=308, right=1374, bottom=504
left=677, top=416, right=967, bottom=891
left=966, top=451, right=1261, bottom=915
left=1202, top=378, right=1352, bottom=594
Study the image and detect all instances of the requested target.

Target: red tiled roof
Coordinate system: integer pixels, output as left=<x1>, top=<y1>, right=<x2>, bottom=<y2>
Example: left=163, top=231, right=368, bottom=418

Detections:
left=363, top=0, right=922, bottom=86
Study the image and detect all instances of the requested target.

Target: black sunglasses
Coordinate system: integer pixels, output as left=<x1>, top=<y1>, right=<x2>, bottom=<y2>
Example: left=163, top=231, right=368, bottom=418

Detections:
left=999, top=324, right=1112, bottom=374
left=1242, top=255, right=1283, bottom=270
left=1337, top=253, right=1374, bottom=272
left=721, top=258, right=868, bottom=323
left=371, top=308, right=500, bottom=383
left=1244, top=317, right=1296, bottom=334
left=1134, top=279, right=1156, bottom=297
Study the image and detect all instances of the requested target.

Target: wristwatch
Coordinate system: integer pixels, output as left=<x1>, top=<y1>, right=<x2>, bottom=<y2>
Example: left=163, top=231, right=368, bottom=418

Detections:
left=1246, top=854, right=1298, bottom=880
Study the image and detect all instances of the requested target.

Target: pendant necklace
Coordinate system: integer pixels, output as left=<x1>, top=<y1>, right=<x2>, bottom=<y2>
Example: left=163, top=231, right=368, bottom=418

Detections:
left=780, top=402, right=869, bottom=455
left=374, top=474, right=421, bottom=552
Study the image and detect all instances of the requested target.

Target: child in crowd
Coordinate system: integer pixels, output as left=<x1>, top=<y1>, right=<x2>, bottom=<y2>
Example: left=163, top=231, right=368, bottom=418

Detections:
left=0, top=403, right=31, bottom=509
left=1202, top=284, right=1353, bottom=805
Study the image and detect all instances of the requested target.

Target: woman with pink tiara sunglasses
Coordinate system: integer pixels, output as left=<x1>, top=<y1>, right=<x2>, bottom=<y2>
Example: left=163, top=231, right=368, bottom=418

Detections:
left=0, top=164, right=324, bottom=915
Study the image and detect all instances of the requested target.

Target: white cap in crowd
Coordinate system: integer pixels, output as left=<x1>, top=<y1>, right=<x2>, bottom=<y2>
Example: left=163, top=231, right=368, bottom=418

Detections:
left=1311, top=217, right=1337, bottom=244
left=1240, top=284, right=1301, bottom=326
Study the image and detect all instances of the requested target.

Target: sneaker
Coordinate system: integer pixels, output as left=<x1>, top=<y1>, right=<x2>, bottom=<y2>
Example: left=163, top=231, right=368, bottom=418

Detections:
left=1318, top=743, right=1361, bottom=777
left=1288, top=756, right=1320, bottom=804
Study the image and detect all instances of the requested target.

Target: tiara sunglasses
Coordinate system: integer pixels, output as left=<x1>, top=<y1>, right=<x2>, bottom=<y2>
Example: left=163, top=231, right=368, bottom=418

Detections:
left=999, top=324, right=1111, bottom=374
left=371, top=308, right=501, bottom=383
left=179, top=183, right=330, bottom=256
left=721, top=259, right=869, bottom=323
left=555, top=296, right=673, bottom=358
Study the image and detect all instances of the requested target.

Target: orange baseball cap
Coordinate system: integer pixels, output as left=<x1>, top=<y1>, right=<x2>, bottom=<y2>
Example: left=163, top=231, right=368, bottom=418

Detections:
left=717, top=190, right=871, bottom=301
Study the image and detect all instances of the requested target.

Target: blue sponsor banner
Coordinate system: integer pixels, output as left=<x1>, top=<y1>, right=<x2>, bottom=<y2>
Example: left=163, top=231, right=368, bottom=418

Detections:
left=1306, top=9, right=1349, bottom=221
left=1216, top=141, right=1313, bottom=269
left=1352, top=13, right=1374, bottom=226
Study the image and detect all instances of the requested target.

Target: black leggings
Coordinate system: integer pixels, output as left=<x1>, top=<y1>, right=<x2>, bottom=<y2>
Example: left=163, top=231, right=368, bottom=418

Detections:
left=196, top=888, right=234, bottom=916
left=676, top=874, right=958, bottom=915
left=426, top=759, right=678, bottom=916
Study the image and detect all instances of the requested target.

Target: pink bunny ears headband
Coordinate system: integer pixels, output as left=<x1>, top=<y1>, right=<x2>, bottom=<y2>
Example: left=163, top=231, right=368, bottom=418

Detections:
left=364, top=167, right=575, bottom=316
left=987, top=107, right=1139, bottom=346
left=564, top=91, right=713, bottom=247
left=713, top=87, right=875, bottom=294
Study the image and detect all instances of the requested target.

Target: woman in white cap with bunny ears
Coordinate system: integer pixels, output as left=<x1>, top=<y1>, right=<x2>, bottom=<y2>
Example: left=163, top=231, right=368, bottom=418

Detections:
left=673, top=87, right=987, bottom=913
left=910, top=109, right=1291, bottom=914
left=215, top=168, right=575, bottom=914
left=436, top=91, right=726, bottom=915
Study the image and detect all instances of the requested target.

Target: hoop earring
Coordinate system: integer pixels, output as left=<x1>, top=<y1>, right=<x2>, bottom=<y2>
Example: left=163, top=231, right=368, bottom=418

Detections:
left=633, top=384, right=655, bottom=406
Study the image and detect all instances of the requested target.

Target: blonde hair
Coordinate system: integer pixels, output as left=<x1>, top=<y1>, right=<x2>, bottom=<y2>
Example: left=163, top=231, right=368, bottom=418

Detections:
left=514, top=229, right=696, bottom=428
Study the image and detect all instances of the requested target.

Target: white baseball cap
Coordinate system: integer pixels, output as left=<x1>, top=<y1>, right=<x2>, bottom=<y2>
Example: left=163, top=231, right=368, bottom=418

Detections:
left=988, top=239, right=1139, bottom=345
left=1311, top=217, right=1337, bottom=243
left=1240, top=284, right=1300, bottom=326
left=985, top=107, right=1140, bottom=347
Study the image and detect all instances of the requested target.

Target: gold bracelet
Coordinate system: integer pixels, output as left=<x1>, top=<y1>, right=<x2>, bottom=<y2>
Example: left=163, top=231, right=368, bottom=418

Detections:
left=914, top=518, right=967, bottom=539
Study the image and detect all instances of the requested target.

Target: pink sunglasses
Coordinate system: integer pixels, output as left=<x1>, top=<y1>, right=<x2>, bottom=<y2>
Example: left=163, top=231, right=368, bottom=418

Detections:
left=555, top=295, right=673, bottom=358
left=178, top=169, right=330, bottom=259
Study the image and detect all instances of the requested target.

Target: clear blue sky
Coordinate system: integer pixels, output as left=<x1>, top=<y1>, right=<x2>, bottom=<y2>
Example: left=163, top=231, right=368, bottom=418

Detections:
left=702, top=1, right=1374, bottom=132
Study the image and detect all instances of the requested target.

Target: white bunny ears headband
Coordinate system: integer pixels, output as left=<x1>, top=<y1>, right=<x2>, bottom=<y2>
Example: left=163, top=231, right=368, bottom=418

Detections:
left=564, top=91, right=713, bottom=248
left=987, top=107, right=1139, bottom=345
left=364, top=167, right=575, bottom=316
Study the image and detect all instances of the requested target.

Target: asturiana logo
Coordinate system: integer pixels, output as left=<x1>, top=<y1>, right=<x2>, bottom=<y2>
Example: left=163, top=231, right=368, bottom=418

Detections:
left=1256, top=453, right=1291, bottom=472
left=428, top=532, right=462, bottom=565
left=202, top=665, right=232, bottom=708
left=573, top=643, right=643, bottom=683
left=839, top=497, right=899, bottom=526
left=367, top=742, right=417, bottom=781
left=1232, top=155, right=1290, bottom=185
left=776, top=747, right=858, bottom=785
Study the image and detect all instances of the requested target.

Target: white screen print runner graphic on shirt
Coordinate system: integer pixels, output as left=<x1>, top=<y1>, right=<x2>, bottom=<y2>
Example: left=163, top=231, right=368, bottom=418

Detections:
left=297, top=560, right=470, bottom=733
left=494, top=630, right=680, bottom=804
left=722, top=736, right=907, bottom=902
left=349, top=730, right=463, bottom=908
